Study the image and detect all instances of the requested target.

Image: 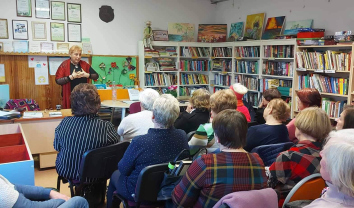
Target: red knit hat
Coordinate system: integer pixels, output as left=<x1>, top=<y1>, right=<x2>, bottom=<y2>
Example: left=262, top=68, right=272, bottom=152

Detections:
left=230, top=83, right=248, bottom=100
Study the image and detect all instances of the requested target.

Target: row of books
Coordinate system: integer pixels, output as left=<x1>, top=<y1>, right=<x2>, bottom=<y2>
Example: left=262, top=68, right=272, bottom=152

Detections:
left=153, top=46, right=178, bottom=57
left=158, top=58, right=177, bottom=71
left=214, top=74, right=231, bottom=86
left=180, top=60, right=211, bottom=71
left=179, top=86, right=207, bottom=96
left=180, top=47, right=210, bottom=57
left=235, top=61, right=258, bottom=74
left=244, top=93, right=260, bottom=107
left=321, top=98, right=346, bottom=118
left=296, top=50, right=352, bottom=71
left=261, top=79, right=292, bottom=91
left=263, top=45, right=293, bottom=58
left=180, top=74, right=209, bottom=85
left=298, top=74, right=348, bottom=95
left=212, top=60, right=232, bottom=72
left=212, top=47, right=232, bottom=57
left=144, top=73, right=177, bottom=86
left=262, top=62, right=294, bottom=76
left=235, top=46, right=260, bottom=58
left=235, top=75, right=259, bottom=91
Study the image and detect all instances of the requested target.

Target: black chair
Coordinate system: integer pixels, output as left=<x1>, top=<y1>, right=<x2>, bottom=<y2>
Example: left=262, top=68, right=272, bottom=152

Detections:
left=115, top=163, right=170, bottom=208
left=186, top=130, right=196, bottom=142
left=251, top=142, right=294, bottom=166
left=57, top=141, right=130, bottom=206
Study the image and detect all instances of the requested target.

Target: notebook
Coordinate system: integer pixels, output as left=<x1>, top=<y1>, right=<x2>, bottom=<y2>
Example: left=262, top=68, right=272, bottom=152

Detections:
left=128, top=89, right=140, bottom=101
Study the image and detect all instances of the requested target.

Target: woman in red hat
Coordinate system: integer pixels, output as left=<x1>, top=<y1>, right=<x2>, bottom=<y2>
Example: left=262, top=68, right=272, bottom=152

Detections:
left=230, top=83, right=251, bottom=122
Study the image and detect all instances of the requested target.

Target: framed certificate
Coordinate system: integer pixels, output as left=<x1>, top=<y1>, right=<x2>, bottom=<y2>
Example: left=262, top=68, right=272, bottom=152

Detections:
left=67, top=3, right=81, bottom=23
left=35, top=0, right=50, bottom=19
left=67, top=23, right=81, bottom=42
left=0, top=19, right=9, bottom=39
left=50, top=22, right=65, bottom=42
left=56, top=42, right=69, bottom=53
left=12, top=20, right=28, bottom=40
left=51, top=1, right=65, bottom=21
left=32, top=21, right=47, bottom=40
left=16, top=0, right=32, bottom=17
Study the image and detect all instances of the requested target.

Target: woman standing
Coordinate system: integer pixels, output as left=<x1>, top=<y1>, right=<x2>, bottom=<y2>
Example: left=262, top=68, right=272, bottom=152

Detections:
left=55, top=45, right=98, bottom=109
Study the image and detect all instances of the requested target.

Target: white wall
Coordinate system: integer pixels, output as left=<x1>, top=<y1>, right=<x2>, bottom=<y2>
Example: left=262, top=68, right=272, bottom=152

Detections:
left=214, top=0, right=354, bottom=37
left=0, top=0, right=216, bottom=55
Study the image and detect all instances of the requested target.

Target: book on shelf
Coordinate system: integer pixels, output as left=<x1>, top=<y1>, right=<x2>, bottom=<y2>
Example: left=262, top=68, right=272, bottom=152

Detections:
left=235, top=46, right=260, bottom=58
left=298, top=74, right=348, bottom=95
left=264, top=45, right=293, bottom=58
left=212, top=60, right=232, bottom=72
left=212, top=47, right=232, bottom=57
left=179, top=86, right=208, bottom=96
left=296, top=50, right=351, bottom=71
left=235, top=75, right=259, bottom=91
left=181, top=47, right=210, bottom=57
left=321, top=98, right=346, bottom=118
left=180, top=74, right=209, bottom=85
left=158, top=58, right=177, bottom=71
left=260, top=79, right=292, bottom=92
left=262, top=61, right=293, bottom=76
left=180, top=60, right=211, bottom=71
left=214, top=74, right=231, bottom=86
left=144, top=73, right=177, bottom=86
left=235, top=61, right=258, bottom=74
left=145, top=46, right=177, bottom=57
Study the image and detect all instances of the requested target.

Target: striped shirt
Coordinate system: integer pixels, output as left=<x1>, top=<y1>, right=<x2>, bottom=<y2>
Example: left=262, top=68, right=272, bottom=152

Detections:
left=172, top=152, right=267, bottom=208
left=54, top=114, right=120, bottom=181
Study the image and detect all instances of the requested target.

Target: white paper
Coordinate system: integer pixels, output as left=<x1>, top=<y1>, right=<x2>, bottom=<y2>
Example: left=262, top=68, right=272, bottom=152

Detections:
left=35, top=66, right=49, bottom=85
left=33, top=23, right=46, bottom=39
left=68, top=24, right=81, bottom=42
left=0, top=20, right=8, bottom=39
left=13, top=41, right=28, bottom=53
left=49, top=57, right=67, bottom=75
left=12, top=21, right=28, bottom=40
left=82, top=43, right=92, bottom=54
left=23, top=111, right=43, bottom=118
left=29, top=42, right=41, bottom=53
left=128, top=89, right=140, bottom=101
left=0, top=64, right=5, bottom=82
left=40, top=42, right=54, bottom=53
left=3, top=41, right=13, bottom=52
left=28, top=56, right=48, bottom=68
left=35, top=0, right=50, bottom=18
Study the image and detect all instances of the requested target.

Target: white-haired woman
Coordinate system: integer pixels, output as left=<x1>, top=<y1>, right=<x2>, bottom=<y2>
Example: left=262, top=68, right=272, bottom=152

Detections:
left=118, top=88, right=160, bottom=141
left=305, top=129, right=354, bottom=208
left=106, top=94, right=189, bottom=208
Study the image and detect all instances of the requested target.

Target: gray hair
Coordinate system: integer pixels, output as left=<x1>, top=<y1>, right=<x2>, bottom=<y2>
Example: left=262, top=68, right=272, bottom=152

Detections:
left=139, top=88, right=160, bottom=111
left=152, top=94, right=180, bottom=128
left=324, top=129, right=354, bottom=197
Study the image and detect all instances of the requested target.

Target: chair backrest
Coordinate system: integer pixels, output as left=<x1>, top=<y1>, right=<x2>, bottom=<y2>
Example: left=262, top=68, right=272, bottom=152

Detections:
left=186, top=130, right=196, bottom=142
left=129, top=102, right=141, bottom=114
left=282, top=173, right=325, bottom=208
left=134, top=163, right=169, bottom=203
left=251, top=142, right=294, bottom=166
left=79, top=141, right=130, bottom=182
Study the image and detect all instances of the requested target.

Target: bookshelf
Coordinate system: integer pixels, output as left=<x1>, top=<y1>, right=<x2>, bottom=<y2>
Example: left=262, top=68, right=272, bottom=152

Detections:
left=294, top=44, right=354, bottom=119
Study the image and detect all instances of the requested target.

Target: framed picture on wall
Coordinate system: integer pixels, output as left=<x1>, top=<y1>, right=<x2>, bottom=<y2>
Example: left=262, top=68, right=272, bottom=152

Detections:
left=16, top=0, right=32, bottom=17
left=50, top=22, right=65, bottom=42
left=35, top=0, right=50, bottom=19
left=51, top=1, right=65, bottom=21
left=12, top=20, right=28, bottom=40
left=0, top=19, right=9, bottom=39
left=32, top=22, right=47, bottom=40
left=67, top=3, right=82, bottom=23
left=68, top=23, right=81, bottom=42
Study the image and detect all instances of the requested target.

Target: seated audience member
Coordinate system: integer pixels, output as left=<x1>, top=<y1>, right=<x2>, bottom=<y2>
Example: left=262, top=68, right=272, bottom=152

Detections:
left=174, top=88, right=210, bottom=134
left=244, top=99, right=290, bottom=152
left=172, top=110, right=267, bottom=208
left=117, top=88, right=159, bottom=141
left=106, top=94, right=189, bottom=208
left=287, top=88, right=321, bottom=142
left=305, top=129, right=354, bottom=208
left=54, top=83, right=120, bottom=181
left=0, top=174, right=88, bottom=208
left=230, top=83, right=251, bottom=122
left=336, top=105, right=354, bottom=130
left=269, top=107, right=331, bottom=207
left=189, top=89, right=237, bottom=154
left=255, top=88, right=282, bottom=124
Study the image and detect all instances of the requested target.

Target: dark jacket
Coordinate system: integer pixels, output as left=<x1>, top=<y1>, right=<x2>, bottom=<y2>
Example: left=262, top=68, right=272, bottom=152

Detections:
left=174, top=108, right=210, bottom=134
left=255, top=107, right=266, bottom=125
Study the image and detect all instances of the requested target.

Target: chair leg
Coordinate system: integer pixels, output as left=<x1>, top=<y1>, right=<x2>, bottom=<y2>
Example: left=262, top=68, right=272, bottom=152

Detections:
left=101, top=182, right=107, bottom=204
left=68, top=181, right=75, bottom=197
left=56, top=176, right=61, bottom=191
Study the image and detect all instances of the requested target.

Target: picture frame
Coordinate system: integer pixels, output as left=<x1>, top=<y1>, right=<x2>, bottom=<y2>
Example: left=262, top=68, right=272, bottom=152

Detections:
left=35, top=0, right=50, bottom=19
left=51, top=1, right=65, bottom=21
left=12, top=20, right=28, bottom=40
left=32, top=21, right=47, bottom=41
left=16, top=0, right=32, bottom=17
left=50, top=22, right=65, bottom=42
left=0, top=19, right=9, bottom=39
left=67, top=3, right=82, bottom=23
left=67, top=23, right=81, bottom=42
left=153, top=30, right=168, bottom=41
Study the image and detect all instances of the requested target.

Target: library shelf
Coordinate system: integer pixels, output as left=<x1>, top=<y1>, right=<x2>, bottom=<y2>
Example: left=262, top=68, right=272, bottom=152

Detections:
left=261, top=75, right=293, bottom=79
left=320, top=92, right=348, bottom=98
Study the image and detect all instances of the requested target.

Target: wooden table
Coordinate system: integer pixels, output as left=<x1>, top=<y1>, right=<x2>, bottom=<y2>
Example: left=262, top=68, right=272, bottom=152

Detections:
left=101, top=100, right=131, bottom=122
